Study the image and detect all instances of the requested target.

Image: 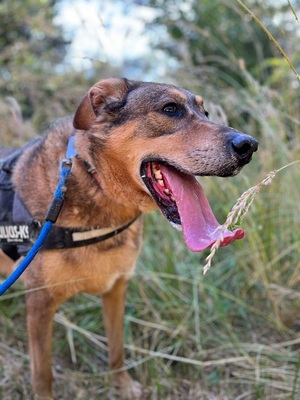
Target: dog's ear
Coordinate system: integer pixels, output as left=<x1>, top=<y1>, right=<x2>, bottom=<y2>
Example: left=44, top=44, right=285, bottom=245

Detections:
left=73, top=78, right=132, bottom=130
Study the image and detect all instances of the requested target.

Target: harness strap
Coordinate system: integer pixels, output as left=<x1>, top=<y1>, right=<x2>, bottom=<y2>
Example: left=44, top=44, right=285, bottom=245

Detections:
left=41, top=215, right=139, bottom=250
left=0, top=137, right=140, bottom=254
left=0, top=213, right=140, bottom=252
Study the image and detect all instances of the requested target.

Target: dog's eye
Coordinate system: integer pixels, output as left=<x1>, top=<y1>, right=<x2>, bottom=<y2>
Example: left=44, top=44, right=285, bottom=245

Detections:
left=162, top=103, right=181, bottom=116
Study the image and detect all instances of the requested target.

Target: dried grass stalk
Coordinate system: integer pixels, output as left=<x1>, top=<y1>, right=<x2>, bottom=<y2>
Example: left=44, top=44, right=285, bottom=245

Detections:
left=203, top=161, right=300, bottom=275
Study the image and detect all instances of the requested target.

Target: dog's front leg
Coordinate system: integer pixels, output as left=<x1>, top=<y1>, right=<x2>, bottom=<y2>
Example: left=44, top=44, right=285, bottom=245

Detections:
left=102, top=276, right=142, bottom=399
left=26, top=288, right=56, bottom=399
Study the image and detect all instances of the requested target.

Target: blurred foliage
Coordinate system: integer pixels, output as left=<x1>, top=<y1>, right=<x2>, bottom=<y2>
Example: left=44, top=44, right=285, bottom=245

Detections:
left=0, top=0, right=68, bottom=119
left=1, top=0, right=299, bottom=135
left=136, top=0, right=300, bottom=136
left=0, top=0, right=120, bottom=135
left=138, top=0, right=299, bottom=82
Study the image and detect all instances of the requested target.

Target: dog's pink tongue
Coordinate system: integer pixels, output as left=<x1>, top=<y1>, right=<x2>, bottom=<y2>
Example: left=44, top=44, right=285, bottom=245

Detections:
left=160, top=165, right=244, bottom=252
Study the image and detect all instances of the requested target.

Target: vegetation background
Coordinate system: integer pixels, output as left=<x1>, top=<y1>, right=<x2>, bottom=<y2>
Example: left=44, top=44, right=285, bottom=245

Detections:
left=0, top=0, right=299, bottom=399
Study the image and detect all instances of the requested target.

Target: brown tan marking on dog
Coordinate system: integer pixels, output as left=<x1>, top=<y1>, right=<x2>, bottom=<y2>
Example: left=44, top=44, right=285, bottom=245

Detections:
left=0, top=78, right=258, bottom=399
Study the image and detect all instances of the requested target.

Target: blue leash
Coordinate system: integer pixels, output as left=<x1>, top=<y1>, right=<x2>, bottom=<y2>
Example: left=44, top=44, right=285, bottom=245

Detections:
left=0, top=136, right=77, bottom=296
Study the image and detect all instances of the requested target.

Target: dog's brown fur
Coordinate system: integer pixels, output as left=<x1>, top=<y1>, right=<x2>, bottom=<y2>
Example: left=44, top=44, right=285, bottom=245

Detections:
left=0, top=78, right=257, bottom=399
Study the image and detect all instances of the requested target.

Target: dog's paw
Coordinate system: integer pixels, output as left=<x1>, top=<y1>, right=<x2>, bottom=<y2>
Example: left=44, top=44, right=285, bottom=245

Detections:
left=114, top=371, right=143, bottom=399
left=122, top=379, right=143, bottom=399
left=34, top=394, right=53, bottom=400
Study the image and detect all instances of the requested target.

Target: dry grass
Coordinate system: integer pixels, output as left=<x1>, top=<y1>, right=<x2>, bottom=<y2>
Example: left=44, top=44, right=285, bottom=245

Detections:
left=0, top=97, right=37, bottom=147
left=1, top=269, right=300, bottom=399
left=203, top=160, right=300, bottom=275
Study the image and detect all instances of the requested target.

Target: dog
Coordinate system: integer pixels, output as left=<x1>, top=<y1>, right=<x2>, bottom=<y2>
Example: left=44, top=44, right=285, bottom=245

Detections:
left=0, top=78, right=258, bottom=399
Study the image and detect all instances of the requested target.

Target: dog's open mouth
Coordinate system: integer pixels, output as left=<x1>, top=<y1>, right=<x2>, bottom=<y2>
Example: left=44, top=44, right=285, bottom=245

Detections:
left=141, top=161, right=244, bottom=252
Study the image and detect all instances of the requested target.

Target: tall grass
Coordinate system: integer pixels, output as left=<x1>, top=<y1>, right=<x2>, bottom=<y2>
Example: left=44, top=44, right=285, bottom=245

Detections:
left=1, top=3, right=300, bottom=400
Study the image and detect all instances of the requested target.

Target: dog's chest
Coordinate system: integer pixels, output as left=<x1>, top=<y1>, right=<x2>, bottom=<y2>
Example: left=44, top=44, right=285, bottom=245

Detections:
left=38, top=234, right=142, bottom=299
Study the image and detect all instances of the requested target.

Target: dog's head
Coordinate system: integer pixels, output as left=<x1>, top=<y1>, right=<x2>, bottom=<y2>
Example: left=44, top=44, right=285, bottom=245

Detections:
left=74, top=78, right=258, bottom=252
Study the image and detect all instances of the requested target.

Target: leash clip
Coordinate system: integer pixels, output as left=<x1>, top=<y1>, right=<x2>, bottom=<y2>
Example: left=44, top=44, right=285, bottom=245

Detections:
left=60, top=158, right=73, bottom=170
left=60, top=136, right=77, bottom=171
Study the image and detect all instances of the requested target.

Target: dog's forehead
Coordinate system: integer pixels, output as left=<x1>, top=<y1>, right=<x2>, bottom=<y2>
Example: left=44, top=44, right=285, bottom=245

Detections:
left=127, top=82, right=195, bottom=104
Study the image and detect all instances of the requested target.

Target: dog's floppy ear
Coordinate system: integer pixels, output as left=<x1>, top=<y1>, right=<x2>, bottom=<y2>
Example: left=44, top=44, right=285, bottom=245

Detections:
left=73, top=78, right=132, bottom=130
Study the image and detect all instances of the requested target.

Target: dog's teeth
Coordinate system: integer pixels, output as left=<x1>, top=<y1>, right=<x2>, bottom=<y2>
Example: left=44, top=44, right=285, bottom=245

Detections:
left=171, top=196, right=175, bottom=202
left=152, top=163, right=163, bottom=179
left=164, top=188, right=170, bottom=195
left=158, top=179, right=164, bottom=187
left=154, top=170, right=162, bottom=180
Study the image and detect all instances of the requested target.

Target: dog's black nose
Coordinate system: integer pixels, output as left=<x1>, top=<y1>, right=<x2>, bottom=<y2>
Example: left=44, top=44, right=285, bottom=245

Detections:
left=231, top=134, right=258, bottom=160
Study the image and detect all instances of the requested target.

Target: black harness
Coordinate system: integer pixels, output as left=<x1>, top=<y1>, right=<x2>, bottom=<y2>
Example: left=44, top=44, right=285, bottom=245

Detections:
left=0, top=140, right=138, bottom=261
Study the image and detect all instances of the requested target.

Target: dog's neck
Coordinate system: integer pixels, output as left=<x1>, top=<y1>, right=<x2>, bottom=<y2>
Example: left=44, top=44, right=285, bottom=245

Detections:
left=56, top=154, right=141, bottom=231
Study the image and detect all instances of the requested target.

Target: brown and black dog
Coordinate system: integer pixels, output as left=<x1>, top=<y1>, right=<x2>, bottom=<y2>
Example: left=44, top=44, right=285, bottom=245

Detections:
left=0, top=78, right=258, bottom=399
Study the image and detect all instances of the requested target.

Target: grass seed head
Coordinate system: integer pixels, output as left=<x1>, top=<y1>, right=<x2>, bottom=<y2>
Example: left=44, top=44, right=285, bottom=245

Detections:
left=203, top=163, right=299, bottom=275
